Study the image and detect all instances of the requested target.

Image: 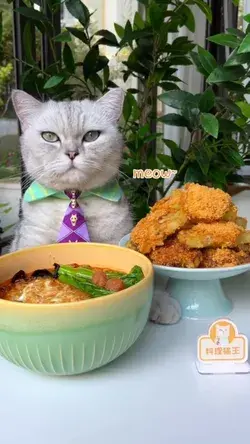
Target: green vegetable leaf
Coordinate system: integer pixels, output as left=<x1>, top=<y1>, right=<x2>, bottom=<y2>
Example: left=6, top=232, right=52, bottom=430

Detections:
left=200, top=113, right=219, bottom=138
left=238, top=34, right=250, bottom=54
left=224, top=48, right=250, bottom=66
left=207, top=33, right=239, bottom=49
left=44, top=75, right=65, bottom=89
left=65, top=0, right=90, bottom=26
left=199, top=88, right=215, bottom=112
left=197, top=46, right=217, bottom=74
left=63, top=43, right=75, bottom=73
left=207, top=66, right=246, bottom=83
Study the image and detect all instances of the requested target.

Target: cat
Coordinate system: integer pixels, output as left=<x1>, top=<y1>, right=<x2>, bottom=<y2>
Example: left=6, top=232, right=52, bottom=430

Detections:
left=10, top=88, right=181, bottom=325
left=215, top=324, right=230, bottom=346
left=10, top=88, right=133, bottom=251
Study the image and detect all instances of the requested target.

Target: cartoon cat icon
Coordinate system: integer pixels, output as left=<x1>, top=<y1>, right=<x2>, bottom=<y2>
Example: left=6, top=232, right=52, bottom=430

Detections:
left=215, top=324, right=230, bottom=346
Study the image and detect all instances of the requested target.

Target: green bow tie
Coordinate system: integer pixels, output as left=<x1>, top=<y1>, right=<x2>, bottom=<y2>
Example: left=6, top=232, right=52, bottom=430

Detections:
left=24, top=179, right=123, bottom=203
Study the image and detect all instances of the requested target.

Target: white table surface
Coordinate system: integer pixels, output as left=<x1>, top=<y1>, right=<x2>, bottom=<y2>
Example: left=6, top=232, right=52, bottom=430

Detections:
left=1, top=191, right=250, bottom=444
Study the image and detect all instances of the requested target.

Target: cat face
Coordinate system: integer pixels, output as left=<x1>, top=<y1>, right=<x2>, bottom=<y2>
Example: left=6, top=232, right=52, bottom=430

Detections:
left=216, top=324, right=230, bottom=338
left=12, top=88, right=125, bottom=190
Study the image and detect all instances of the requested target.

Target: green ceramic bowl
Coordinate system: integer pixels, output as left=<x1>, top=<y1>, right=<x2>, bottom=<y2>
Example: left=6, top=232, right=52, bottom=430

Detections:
left=0, top=243, right=154, bottom=376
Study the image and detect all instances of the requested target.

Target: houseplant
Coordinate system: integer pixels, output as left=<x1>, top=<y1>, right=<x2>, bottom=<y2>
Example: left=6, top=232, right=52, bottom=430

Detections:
left=11, top=0, right=212, bottom=221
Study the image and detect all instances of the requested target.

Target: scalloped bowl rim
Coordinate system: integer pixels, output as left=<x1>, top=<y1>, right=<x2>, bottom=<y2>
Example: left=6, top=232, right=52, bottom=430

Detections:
left=0, top=242, right=154, bottom=309
left=119, top=233, right=250, bottom=275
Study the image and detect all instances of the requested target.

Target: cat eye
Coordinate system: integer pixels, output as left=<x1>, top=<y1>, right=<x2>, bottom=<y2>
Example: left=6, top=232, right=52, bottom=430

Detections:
left=83, top=130, right=100, bottom=143
left=41, top=132, right=59, bottom=143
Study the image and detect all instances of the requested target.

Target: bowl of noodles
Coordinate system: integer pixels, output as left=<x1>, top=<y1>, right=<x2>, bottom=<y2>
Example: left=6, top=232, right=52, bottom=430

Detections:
left=119, top=183, right=250, bottom=320
left=0, top=242, right=153, bottom=375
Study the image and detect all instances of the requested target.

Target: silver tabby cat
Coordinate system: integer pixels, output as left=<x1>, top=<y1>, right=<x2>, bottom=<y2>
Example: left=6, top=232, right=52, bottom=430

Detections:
left=10, top=88, right=133, bottom=251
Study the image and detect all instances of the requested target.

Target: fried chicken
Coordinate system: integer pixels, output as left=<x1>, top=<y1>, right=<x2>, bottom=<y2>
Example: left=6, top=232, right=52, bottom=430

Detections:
left=177, top=222, right=243, bottom=249
left=149, top=239, right=202, bottom=268
left=201, top=248, right=249, bottom=268
left=183, top=183, right=231, bottom=222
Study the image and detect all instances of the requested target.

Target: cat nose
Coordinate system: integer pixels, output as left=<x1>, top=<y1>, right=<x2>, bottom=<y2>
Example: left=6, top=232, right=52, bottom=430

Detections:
left=66, top=151, right=79, bottom=160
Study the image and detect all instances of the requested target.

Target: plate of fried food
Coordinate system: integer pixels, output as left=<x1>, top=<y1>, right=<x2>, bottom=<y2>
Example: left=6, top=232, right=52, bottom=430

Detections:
left=119, top=183, right=250, bottom=320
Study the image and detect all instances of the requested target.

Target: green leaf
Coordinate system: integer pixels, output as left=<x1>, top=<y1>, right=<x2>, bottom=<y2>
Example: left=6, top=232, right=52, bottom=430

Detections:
left=200, top=113, right=219, bottom=138
left=0, top=203, right=9, bottom=208
left=197, top=46, right=217, bottom=74
left=123, top=93, right=133, bottom=122
left=224, top=48, right=250, bottom=66
left=66, top=27, right=88, bottom=45
left=83, top=47, right=98, bottom=79
left=94, top=37, right=120, bottom=48
left=89, top=73, right=103, bottom=91
left=158, top=90, right=196, bottom=109
left=199, top=88, right=215, bottom=112
left=160, top=82, right=180, bottom=91
left=218, top=118, right=243, bottom=133
left=190, top=51, right=208, bottom=77
left=44, top=75, right=65, bottom=89
left=65, top=0, right=90, bottom=26
left=236, top=101, right=250, bottom=118
left=133, top=12, right=144, bottom=30
left=114, top=23, right=124, bottom=39
left=169, top=56, right=193, bottom=66
left=180, top=5, right=195, bottom=33
left=195, top=146, right=212, bottom=175
left=244, top=14, right=250, bottom=23
left=238, top=34, right=250, bottom=54
left=163, top=139, right=186, bottom=165
left=158, top=154, right=176, bottom=170
left=226, top=28, right=245, bottom=38
left=207, top=33, right=239, bottom=49
left=215, top=97, right=243, bottom=117
left=95, top=30, right=119, bottom=46
left=120, top=20, right=133, bottom=47
left=232, top=0, right=239, bottom=5
left=184, top=165, right=205, bottom=184
left=138, top=0, right=149, bottom=4
left=193, top=0, right=212, bottom=23
left=207, top=66, right=246, bottom=83
left=23, top=21, right=35, bottom=66
left=63, top=43, right=75, bottom=73
left=15, top=6, right=49, bottom=21
left=159, top=114, right=189, bottom=128
left=53, top=30, right=72, bottom=42
left=222, top=81, right=246, bottom=93
left=149, top=3, right=164, bottom=30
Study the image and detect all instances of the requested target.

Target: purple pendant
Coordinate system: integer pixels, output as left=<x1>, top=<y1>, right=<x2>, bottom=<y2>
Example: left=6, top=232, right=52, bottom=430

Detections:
left=57, top=190, right=90, bottom=243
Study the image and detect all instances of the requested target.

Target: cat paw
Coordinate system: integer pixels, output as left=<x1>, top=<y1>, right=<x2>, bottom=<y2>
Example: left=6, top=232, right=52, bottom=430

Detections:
left=150, top=297, right=181, bottom=325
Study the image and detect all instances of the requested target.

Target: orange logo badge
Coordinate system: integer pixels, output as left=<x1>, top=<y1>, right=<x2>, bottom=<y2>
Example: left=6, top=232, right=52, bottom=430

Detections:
left=198, top=319, right=248, bottom=364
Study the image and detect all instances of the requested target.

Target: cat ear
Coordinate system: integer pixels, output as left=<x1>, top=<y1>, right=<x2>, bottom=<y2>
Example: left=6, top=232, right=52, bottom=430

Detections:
left=11, top=89, right=42, bottom=131
left=96, top=88, right=125, bottom=123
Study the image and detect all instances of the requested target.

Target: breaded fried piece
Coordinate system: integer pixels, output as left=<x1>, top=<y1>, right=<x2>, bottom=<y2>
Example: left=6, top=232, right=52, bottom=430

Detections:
left=183, top=183, right=231, bottom=222
left=131, top=194, right=188, bottom=254
left=131, top=208, right=188, bottom=254
left=223, top=204, right=238, bottom=222
left=201, top=248, right=249, bottom=268
left=149, top=239, right=202, bottom=268
left=177, top=222, right=243, bottom=249
left=151, top=189, right=183, bottom=212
